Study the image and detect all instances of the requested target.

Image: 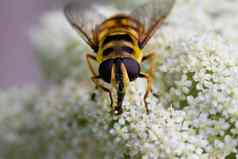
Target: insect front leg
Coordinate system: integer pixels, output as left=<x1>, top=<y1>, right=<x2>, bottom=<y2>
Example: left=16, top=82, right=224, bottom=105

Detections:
left=86, top=53, right=98, bottom=77
left=91, top=76, right=113, bottom=109
left=142, top=52, right=157, bottom=79
left=86, top=54, right=113, bottom=108
left=138, top=73, right=152, bottom=114
left=142, top=52, right=160, bottom=97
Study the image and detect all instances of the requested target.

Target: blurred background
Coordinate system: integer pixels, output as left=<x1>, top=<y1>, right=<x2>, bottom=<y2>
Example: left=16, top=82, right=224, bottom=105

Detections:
left=0, top=0, right=106, bottom=88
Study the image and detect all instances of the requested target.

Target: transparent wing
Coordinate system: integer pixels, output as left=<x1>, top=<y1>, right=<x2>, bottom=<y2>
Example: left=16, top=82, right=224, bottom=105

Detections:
left=64, top=2, right=107, bottom=51
left=130, top=0, right=175, bottom=48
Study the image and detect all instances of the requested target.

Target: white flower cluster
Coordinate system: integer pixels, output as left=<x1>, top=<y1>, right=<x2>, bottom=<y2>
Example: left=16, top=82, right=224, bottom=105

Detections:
left=109, top=81, right=209, bottom=159
left=0, top=0, right=237, bottom=158
left=158, top=33, right=238, bottom=158
left=0, top=81, right=126, bottom=159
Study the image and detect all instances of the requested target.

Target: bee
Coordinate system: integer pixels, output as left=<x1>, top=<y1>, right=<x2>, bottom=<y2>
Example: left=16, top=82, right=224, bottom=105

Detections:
left=64, top=0, right=175, bottom=114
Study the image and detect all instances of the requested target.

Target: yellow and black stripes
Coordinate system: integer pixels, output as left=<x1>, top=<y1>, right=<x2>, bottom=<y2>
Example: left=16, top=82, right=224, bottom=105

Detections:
left=101, top=33, right=133, bottom=46
left=95, top=15, right=144, bottom=63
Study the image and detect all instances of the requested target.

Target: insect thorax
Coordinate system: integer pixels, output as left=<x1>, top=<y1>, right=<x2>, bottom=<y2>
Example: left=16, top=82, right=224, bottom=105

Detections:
left=95, top=15, right=144, bottom=64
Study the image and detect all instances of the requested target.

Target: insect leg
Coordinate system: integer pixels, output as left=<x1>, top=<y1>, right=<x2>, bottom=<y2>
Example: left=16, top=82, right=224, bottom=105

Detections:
left=91, top=76, right=113, bottom=108
left=142, top=52, right=156, bottom=62
left=142, top=52, right=157, bottom=79
left=86, top=53, right=98, bottom=77
left=142, top=52, right=160, bottom=97
left=86, top=54, right=113, bottom=108
left=138, top=72, right=152, bottom=114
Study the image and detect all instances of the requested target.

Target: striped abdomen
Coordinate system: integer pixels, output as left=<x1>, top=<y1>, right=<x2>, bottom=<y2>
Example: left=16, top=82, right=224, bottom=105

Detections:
left=95, top=14, right=144, bottom=62
left=102, top=34, right=134, bottom=56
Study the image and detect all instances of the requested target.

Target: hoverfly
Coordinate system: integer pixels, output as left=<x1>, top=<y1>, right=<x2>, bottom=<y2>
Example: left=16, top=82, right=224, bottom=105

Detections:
left=64, top=0, right=175, bottom=114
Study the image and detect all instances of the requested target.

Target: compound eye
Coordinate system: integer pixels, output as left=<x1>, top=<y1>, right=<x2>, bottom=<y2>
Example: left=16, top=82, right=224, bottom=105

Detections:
left=123, top=58, right=140, bottom=81
left=99, top=59, right=113, bottom=83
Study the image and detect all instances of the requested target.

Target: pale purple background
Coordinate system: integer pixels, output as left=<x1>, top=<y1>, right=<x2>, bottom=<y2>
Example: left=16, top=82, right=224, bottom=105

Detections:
left=0, top=0, right=104, bottom=88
